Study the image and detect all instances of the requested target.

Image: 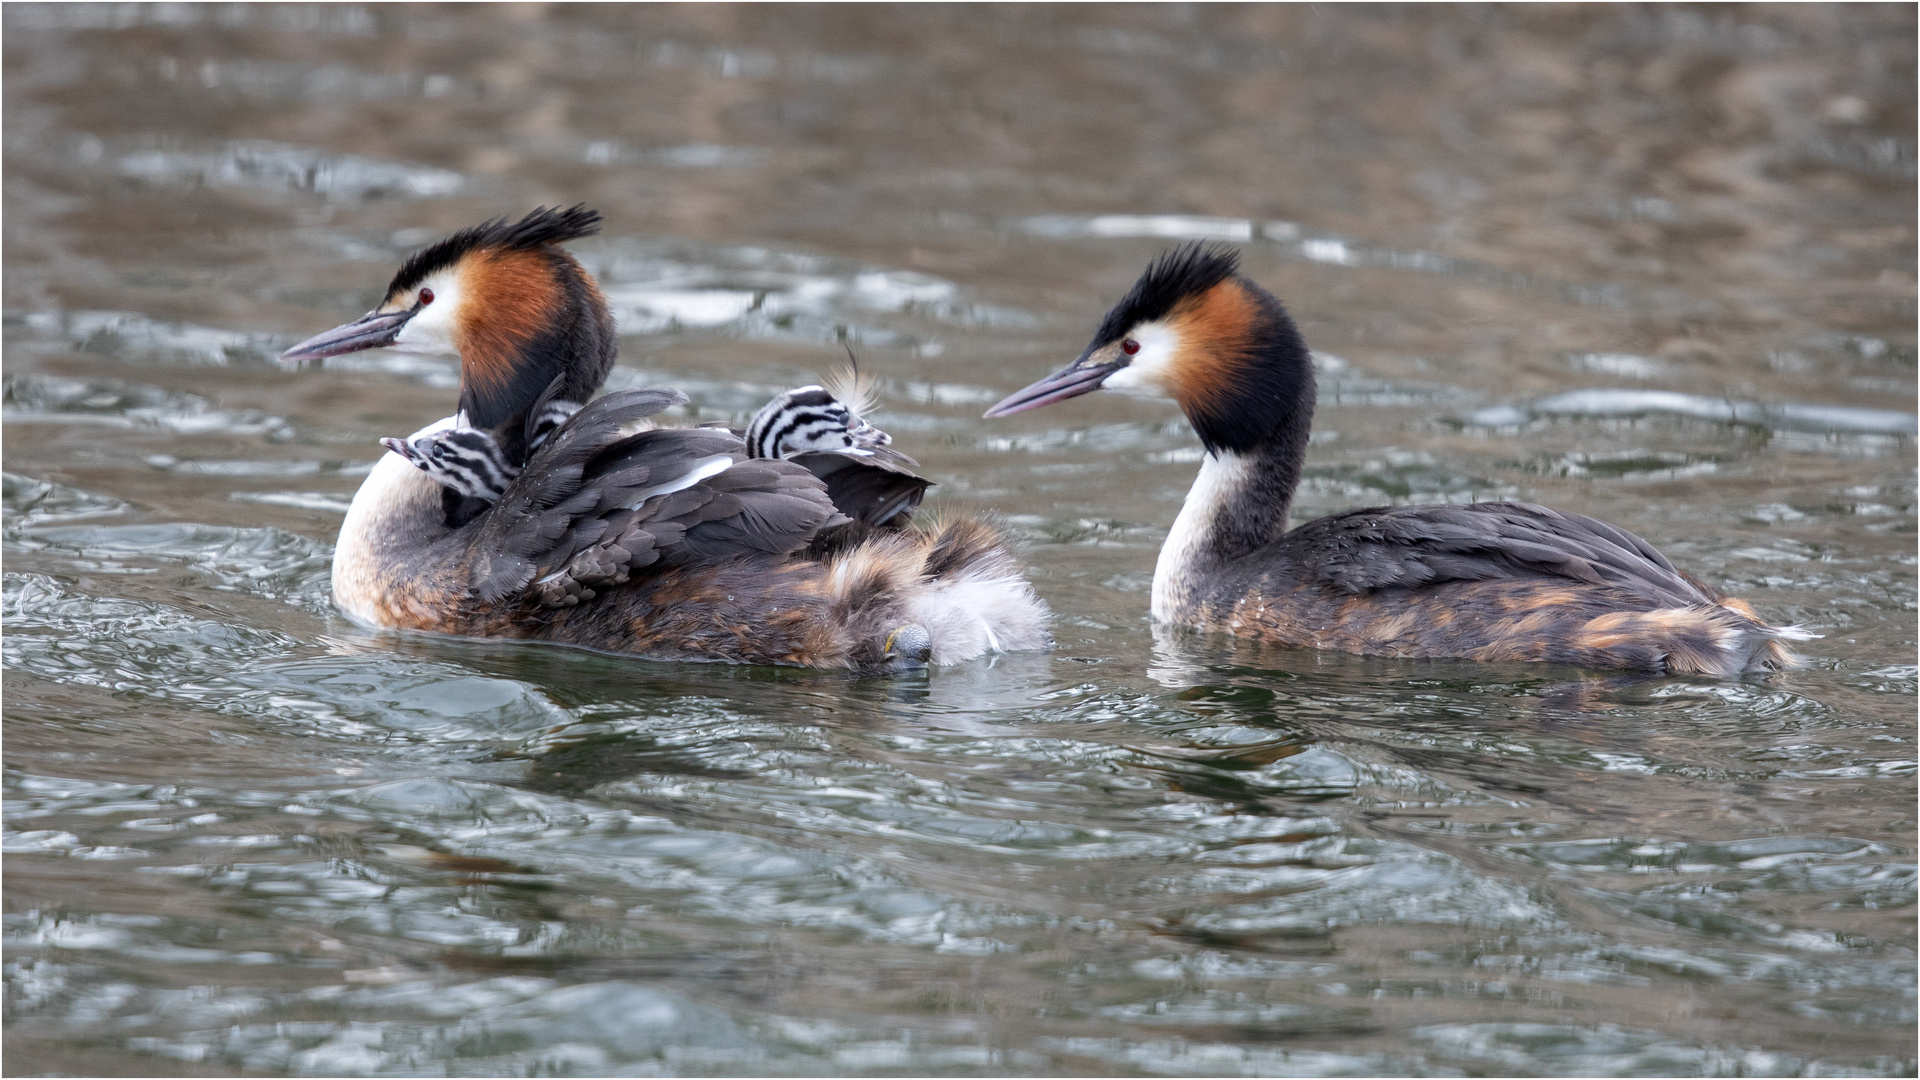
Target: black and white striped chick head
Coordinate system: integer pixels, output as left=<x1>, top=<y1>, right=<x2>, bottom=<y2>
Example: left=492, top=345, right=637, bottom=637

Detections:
left=381, top=417, right=522, bottom=503
left=745, top=364, right=901, bottom=461
left=524, top=396, right=583, bottom=454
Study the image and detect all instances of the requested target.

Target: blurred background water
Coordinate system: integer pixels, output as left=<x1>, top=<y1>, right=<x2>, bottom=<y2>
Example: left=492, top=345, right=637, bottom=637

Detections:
left=3, top=4, right=1915, bottom=1076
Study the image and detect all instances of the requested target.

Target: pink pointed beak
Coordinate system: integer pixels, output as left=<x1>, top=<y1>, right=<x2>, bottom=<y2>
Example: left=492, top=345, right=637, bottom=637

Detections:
left=280, top=308, right=415, bottom=367
left=982, top=357, right=1124, bottom=418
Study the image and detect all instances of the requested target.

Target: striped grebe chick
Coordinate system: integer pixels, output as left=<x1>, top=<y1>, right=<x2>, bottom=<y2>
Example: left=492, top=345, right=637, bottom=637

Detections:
left=380, top=417, right=522, bottom=503
left=985, top=245, right=1809, bottom=676
left=283, top=206, right=1049, bottom=670
left=743, top=365, right=933, bottom=553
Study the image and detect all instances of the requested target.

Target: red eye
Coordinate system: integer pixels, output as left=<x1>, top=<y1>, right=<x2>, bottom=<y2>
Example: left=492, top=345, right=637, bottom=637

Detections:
left=418, top=287, right=434, bottom=306
left=1121, top=338, right=1141, bottom=356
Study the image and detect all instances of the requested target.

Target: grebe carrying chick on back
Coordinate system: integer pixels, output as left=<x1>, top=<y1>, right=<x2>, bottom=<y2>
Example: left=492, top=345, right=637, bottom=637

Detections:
left=985, top=244, right=1810, bottom=676
left=282, top=206, right=1050, bottom=671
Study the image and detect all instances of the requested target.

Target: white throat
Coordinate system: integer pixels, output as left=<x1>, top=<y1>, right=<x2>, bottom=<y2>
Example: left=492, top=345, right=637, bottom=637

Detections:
left=1151, top=450, right=1252, bottom=623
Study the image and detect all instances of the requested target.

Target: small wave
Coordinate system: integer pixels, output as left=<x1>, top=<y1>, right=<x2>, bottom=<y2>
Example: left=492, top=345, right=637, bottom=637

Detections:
left=1021, top=214, right=1256, bottom=242
left=582, top=140, right=768, bottom=169
left=229, top=491, right=354, bottom=514
left=2, top=473, right=129, bottom=530
left=3, top=572, right=307, bottom=690
left=113, top=139, right=463, bottom=201
left=1463, top=388, right=1917, bottom=436
left=12, top=522, right=333, bottom=611
left=4, top=372, right=289, bottom=434
left=13, top=312, right=288, bottom=368
left=581, top=240, right=1037, bottom=346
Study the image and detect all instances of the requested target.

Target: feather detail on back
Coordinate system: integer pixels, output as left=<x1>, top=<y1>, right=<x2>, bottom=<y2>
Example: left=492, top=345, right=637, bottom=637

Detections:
left=1293, top=502, right=1707, bottom=608
left=1201, top=501, right=1810, bottom=675
left=792, top=452, right=932, bottom=536
left=459, top=389, right=843, bottom=608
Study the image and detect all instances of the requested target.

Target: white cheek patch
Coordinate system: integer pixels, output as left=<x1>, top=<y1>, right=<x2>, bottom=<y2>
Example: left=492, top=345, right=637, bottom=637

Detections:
left=1103, top=320, right=1180, bottom=401
left=389, top=270, right=463, bottom=355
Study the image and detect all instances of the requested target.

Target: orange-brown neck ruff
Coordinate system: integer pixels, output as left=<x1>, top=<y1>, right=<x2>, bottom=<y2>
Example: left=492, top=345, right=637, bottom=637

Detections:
left=456, top=247, right=564, bottom=428
left=1165, top=279, right=1261, bottom=426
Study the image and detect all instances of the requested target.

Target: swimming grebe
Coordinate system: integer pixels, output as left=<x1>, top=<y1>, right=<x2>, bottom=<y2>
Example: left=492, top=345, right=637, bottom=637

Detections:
left=984, top=245, right=1807, bottom=675
left=282, top=206, right=1049, bottom=670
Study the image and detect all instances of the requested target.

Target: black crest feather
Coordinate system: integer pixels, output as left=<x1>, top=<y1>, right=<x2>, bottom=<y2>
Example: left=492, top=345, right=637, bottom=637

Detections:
left=1090, top=243, right=1241, bottom=347
left=386, top=205, right=603, bottom=297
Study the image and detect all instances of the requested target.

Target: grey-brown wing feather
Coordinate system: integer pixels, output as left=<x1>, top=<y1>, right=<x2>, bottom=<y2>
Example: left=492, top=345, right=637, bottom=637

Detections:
left=1285, top=501, right=1709, bottom=607
left=460, top=389, right=843, bottom=607
left=789, top=450, right=933, bottom=528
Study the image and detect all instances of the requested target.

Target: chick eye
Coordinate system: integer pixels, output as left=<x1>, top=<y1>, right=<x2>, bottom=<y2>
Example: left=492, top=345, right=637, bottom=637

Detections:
left=1121, top=338, right=1141, bottom=356
left=418, top=287, right=434, bottom=306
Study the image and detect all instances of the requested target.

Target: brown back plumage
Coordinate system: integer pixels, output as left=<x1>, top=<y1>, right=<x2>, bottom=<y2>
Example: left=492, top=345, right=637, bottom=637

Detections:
left=458, top=389, right=843, bottom=608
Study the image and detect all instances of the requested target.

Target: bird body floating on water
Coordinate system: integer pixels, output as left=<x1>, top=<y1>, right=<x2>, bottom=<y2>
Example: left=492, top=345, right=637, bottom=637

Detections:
left=283, top=206, right=1049, bottom=670
left=984, top=244, right=1809, bottom=676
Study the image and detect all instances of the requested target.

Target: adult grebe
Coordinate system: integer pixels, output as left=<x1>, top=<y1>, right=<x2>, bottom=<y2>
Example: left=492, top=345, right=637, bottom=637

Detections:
left=984, top=244, right=1806, bottom=675
left=282, top=206, right=1049, bottom=670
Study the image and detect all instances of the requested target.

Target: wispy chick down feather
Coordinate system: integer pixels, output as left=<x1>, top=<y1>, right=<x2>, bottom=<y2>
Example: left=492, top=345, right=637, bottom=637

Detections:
left=826, top=514, right=1052, bottom=665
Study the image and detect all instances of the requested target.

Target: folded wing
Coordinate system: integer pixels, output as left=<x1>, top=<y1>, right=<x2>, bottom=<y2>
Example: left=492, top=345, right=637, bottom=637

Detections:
left=788, top=450, right=932, bottom=530
left=461, top=388, right=844, bottom=608
left=1290, top=501, right=1711, bottom=608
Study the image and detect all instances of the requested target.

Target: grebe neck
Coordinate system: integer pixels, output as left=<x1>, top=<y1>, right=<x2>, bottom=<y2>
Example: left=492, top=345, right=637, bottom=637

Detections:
left=1151, top=398, right=1312, bottom=623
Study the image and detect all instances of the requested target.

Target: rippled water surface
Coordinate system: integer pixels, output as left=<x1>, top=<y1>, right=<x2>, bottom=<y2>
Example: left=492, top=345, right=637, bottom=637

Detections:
left=5, top=5, right=1916, bottom=1076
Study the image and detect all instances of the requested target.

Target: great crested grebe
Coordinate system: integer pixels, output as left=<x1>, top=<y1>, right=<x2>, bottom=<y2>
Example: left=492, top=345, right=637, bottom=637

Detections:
left=282, top=206, right=1049, bottom=670
left=985, top=244, right=1809, bottom=676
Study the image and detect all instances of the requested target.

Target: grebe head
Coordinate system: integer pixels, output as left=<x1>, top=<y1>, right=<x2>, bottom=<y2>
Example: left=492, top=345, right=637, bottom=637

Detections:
left=281, top=205, right=616, bottom=432
left=984, top=243, right=1313, bottom=454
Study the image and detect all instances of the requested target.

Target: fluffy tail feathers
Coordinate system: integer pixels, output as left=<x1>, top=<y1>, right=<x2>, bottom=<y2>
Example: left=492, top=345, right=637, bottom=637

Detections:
left=826, top=515, right=1052, bottom=667
left=1635, top=597, right=1815, bottom=677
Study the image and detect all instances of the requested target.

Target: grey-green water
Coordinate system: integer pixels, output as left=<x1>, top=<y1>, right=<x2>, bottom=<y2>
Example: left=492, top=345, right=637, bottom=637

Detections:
left=4, top=5, right=1915, bottom=1076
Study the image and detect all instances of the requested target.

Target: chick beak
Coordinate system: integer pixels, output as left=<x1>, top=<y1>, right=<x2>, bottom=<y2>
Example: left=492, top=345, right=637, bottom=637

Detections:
left=982, top=352, right=1123, bottom=418
left=279, top=308, right=415, bottom=367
